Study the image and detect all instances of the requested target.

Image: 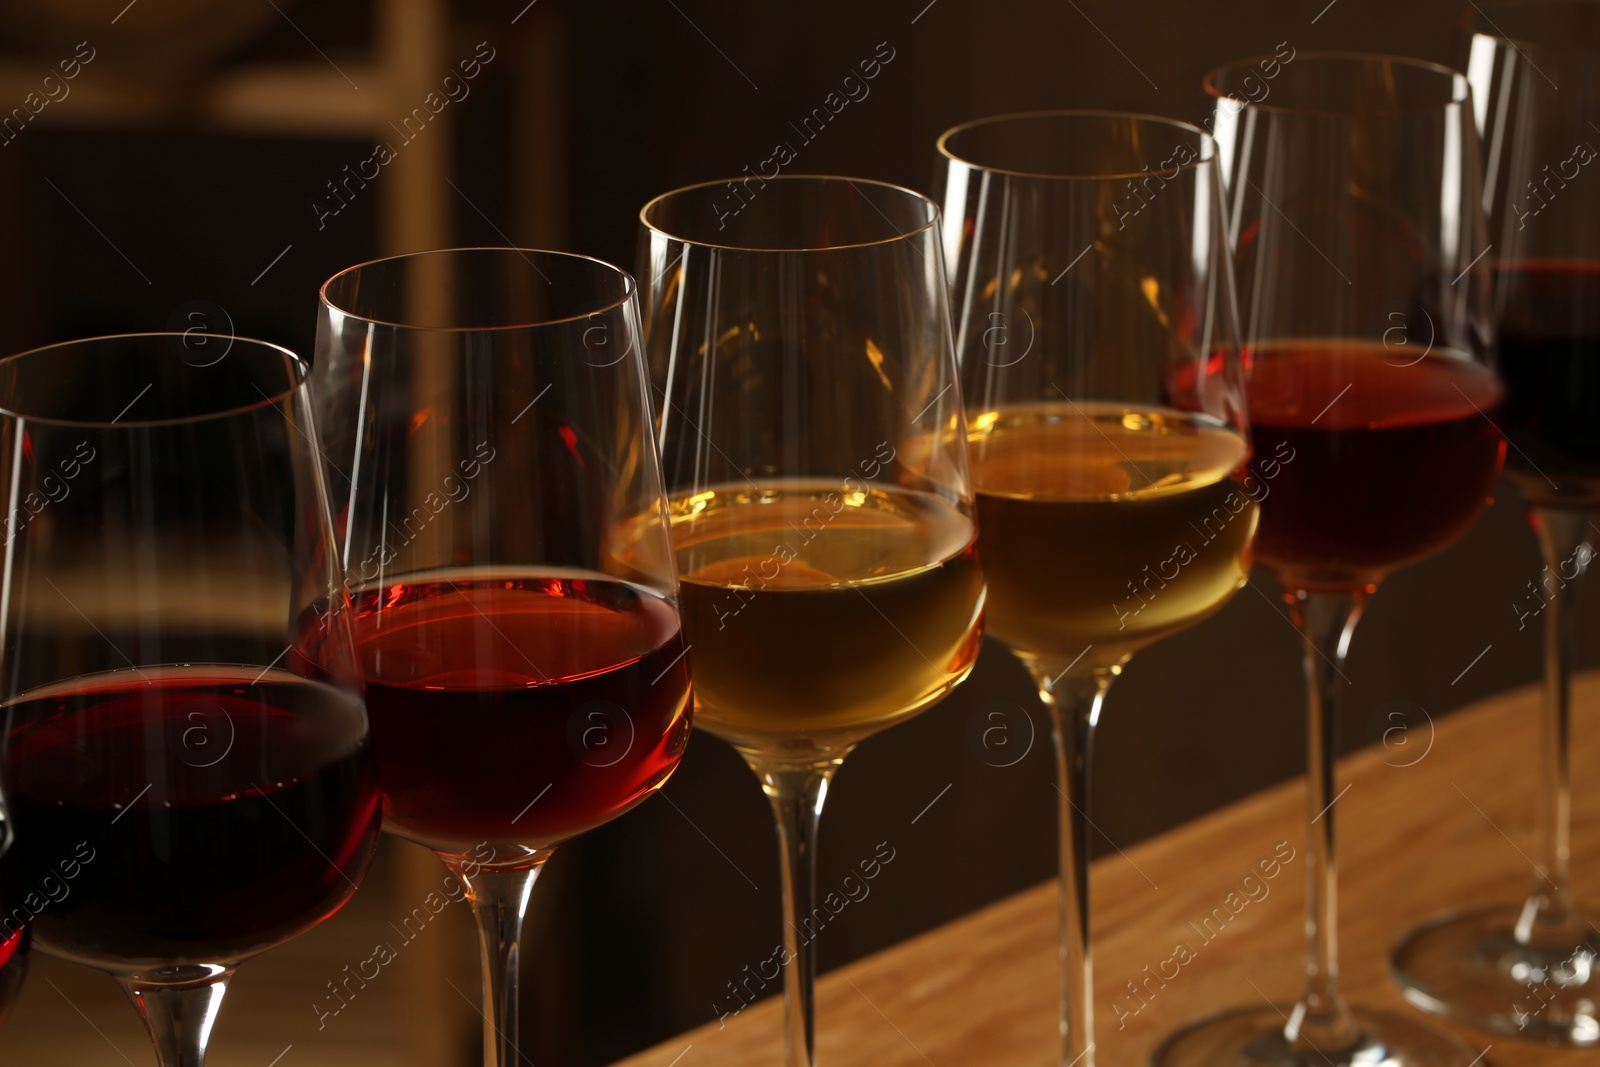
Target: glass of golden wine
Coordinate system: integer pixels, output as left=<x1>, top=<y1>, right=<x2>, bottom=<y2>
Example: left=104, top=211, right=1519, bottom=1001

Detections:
left=937, top=112, right=1254, bottom=1067
left=637, top=175, right=986, bottom=1067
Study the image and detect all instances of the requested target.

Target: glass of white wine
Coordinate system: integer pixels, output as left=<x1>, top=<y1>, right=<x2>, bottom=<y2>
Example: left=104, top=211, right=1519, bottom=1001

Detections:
left=938, top=112, right=1253, bottom=1067
left=637, top=175, right=986, bottom=1067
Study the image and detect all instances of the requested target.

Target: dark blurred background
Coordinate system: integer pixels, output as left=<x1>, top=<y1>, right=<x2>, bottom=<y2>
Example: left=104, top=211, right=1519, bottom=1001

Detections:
left=0, top=1, right=1592, bottom=1064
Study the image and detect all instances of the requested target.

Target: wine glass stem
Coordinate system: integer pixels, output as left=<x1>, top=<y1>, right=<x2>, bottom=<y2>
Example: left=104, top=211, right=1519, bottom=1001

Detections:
left=1285, top=590, right=1362, bottom=1051
left=750, top=758, right=841, bottom=1067
left=1045, top=671, right=1112, bottom=1067
left=1527, top=506, right=1593, bottom=928
left=453, top=860, right=545, bottom=1067
left=118, top=969, right=233, bottom=1067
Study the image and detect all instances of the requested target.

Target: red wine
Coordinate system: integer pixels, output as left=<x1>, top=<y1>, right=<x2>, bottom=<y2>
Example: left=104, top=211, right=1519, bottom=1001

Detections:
left=1494, top=260, right=1600, bottom=508
left=1245, top=341, right=1505, bottom=592
left=0, top=811, right=34, bottom=1017
left=0, top=926, right=26, bottom=1021
left=352, top=572, right=692, bottom=857
left=1, top=668, right=378, bottom=970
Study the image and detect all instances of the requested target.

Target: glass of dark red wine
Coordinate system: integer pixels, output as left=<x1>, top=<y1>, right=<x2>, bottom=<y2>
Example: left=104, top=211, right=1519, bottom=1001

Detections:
left=1391, top=4, right=1600, bottom=1043
left=313, top=248, right=691, bottom=1067
left=1153, top=55, right=1505, bottom=1067
left=0, top=332, right=380, bottom=1066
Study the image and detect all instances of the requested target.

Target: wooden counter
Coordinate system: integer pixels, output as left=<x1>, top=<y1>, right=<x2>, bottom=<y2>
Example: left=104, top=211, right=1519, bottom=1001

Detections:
left=612, top=673, right=1600, bottom=1067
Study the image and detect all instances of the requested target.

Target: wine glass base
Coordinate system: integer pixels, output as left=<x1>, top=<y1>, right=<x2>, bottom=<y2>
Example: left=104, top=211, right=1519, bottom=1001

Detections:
left=1150, top=1004, right=1481, bottom=1067
left=1392, top=904, right=1600, bottom=1045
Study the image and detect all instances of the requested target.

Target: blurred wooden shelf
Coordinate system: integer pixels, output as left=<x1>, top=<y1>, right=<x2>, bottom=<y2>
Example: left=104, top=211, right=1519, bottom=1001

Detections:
left=0, top=0, right=572, bottom=263
left=612, top=672, right=1600, bottom=1067
left=0, top=63, right=389, bottom=134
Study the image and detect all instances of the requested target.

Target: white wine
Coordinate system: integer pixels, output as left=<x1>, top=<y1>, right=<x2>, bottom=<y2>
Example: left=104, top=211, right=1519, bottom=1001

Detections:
left=970, top=402, right=1256, bottom=670
left=666, top=481, right=983, bottom=756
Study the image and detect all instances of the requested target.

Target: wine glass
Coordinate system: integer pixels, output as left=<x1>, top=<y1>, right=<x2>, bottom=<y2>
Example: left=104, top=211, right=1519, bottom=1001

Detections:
left=1392, top=4, right=1600, bottom=1043
left=313, top=248, right=692, bottom=1067
left=0, top=332, right=380, bottom=1066
left=1154, top=55, right=1505, bottom=1067
left=638, top=175, right=985, bottom=1067
left=938, top=112, right=1253, bottom=1067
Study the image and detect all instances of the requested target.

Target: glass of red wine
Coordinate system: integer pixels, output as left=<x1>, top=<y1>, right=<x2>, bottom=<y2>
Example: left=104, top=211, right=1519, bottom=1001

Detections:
left=0, top=332, right=381, bottom=1066
left=1153, top=55, right=1505, bottom=1067
left=1391, top=4, right=1600, bottom=1043
left=313, top=248, right=691, bottom=1067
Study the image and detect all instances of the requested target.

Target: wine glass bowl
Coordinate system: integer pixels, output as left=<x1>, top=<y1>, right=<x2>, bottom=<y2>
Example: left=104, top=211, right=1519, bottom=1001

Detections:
left=665, top=485, right=983, bottom=757
left=1470, top=1, right=1600, bottom=512
left=5, top=666, right=375, bottom=972
left=1495, top=261, right=1600, bottom=509
left=941, top=112, right=1254, bottom=675
left=314, top=247, right=690, bottom=1065
left=1239, top=338, right=1505, bottom=594
left=347, top=572, right=691, bottom=858
left=639, top=176, right=984, bottom=763
left=964, top=399, right=1258, bottom=676
left=0, top=332, right=379, bottom=1065
left=1205, top=54, right=1505, bottom=596
left=639, top=174, right=984, bottom=1067
left=938, top=111, right=1251, bottom=1067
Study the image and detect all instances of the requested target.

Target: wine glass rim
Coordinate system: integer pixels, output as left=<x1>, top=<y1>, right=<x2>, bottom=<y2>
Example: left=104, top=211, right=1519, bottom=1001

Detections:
left=0, top=331, right=309, bottom=428
left=1467, top=0, right=1600, bottom=52
left=319, top=246, right=638, bottom=332
left=1204, top=51, right=1471, bottom=115
left=639, top=174, right=939, bottom=252
left=936, top=109, right=1214, bottom=180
